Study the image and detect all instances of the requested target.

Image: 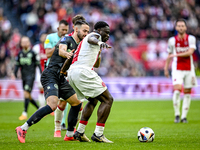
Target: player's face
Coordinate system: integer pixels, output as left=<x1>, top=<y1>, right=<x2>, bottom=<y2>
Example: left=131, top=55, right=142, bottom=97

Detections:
left=77, top=24, right=89, bottom=41
left=175, top=21, right=187, bottom=35
left=100, top=26, right=110, bottom=42
left=21, top=37, right=31, bottom=50
left=58, top=24, right=69, bottom=37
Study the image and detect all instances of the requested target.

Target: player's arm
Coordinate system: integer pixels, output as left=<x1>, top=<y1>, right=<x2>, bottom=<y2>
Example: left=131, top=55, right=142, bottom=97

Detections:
left=58, top=44, right=74, bottom=59
left=44, top=35, right=55, bottom=58
left=13, top=53, right=20, bottom=78
left=164, top=53, right=172, bottom=78
left=60, top=49, right=75, bottom=75
left=164, top=38, right=173, bottom=78
left=169, top=48, right=195, bottom=58
left=94, top=51, right=101, bottom=68
left=45, top=47, right=55, bottom=58
left=88, top=34, right=111, bottom=49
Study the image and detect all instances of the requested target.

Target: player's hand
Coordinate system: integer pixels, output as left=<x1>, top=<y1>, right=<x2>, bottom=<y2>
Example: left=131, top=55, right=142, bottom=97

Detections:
left=65, top=49, right=75, bottom=59
left=164, top=69, right=169, bottom=78
left=98, top=41, right=112, bottom=49
left=59, top=72, right=67, bottom=82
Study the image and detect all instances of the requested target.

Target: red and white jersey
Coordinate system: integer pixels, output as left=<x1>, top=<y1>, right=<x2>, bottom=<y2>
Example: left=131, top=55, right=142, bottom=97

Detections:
left=70, top=32, right=101, bottom=70
left=33, top=43, right=47, bottom=71
left=167, top=34, right=196, bottom=71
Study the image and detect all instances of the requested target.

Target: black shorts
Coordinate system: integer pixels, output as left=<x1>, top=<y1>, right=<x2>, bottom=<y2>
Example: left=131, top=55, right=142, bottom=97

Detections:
left=41, top=69, right=75, bottom=100
left=22, top=77, right=35, bottom=93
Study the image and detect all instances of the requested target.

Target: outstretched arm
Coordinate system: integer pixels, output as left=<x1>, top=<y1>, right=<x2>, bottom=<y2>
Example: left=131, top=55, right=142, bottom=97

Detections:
left=88, top=34, right=111, bottom=49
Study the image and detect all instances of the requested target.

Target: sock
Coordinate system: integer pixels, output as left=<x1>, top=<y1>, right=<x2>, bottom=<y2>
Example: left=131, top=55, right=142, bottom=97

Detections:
left=75, top=108, right=83, bottom=128
left=24, top=98, right=29, bottom=113
left=181, top=94, right=191, bottom=119
left=21, top=122, right=29, bottom=131
left=66, top=131, right=74, bottom=137
left=67, top=103, right=82, bottom=131
left=22, top=111, right=27, bottom=117
left=38, top=91, right=45, bottom=107
left=173, top=90, right=181, bottom=116
left=30, top=99, right=39, bottom=109
left=94, top=123, right=105, bottom=136
left=26, top=105, right=53, bottom=127
left=61, top=103, right=69, bottom=125
left=55, top=105, right=64, bottom=131
left=77, top=120, right=88, bottom=133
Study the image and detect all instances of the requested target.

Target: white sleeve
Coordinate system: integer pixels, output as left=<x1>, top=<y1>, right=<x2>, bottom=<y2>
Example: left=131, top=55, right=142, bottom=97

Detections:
left=188, top=35, right=196, bottom=50
left=167, top=37, right=174, bottom=54
left=32, top=44, right=40, bottom=61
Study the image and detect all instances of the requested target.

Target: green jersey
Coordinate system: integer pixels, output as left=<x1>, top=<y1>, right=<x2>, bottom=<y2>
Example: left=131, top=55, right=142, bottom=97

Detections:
left=44, top=32, right=61, bottom=65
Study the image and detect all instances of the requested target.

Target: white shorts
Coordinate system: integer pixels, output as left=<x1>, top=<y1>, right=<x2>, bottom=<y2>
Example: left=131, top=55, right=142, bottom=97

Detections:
left=68, top=68, right=107, bottom=100
left=35, top=67, right=43, bottom=89
left=171, top=69, right=197, bottom=88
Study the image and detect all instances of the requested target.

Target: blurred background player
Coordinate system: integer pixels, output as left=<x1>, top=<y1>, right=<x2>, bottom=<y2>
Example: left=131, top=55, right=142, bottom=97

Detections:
left=54, top=20, right=89, bottom=140
left=33, top=33, right=47, bottom=107
left=164, top=19, right=198, bottom=123
left=44, top=20, right=69, bottom=117
left=13, top=36, right=42, bottom=120
left=54, top=14, right=87, bottom=133
left=68, top=21, right=114, bottom=143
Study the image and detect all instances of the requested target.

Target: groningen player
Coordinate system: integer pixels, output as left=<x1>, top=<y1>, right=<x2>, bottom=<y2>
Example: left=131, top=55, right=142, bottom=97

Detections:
left=68, top=21, right=114, bottom=143
left=15, top=20, right=89, bottom=143
left=14, top=36, right=41, bottom=120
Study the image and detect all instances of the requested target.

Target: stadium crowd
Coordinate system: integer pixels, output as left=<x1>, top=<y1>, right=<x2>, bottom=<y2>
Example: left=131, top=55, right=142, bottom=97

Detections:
left=1, top=0, right=200, bottom=79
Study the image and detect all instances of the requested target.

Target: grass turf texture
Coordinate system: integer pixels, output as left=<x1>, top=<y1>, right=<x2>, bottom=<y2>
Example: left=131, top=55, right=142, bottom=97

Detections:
left=0, top=100, right=200, bottom=150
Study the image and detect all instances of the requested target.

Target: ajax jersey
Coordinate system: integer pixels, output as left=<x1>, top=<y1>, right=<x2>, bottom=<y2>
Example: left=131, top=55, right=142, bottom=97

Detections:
left=71, top=32, right=101, bottom=70
left=167, top=34, right=196, bottom=71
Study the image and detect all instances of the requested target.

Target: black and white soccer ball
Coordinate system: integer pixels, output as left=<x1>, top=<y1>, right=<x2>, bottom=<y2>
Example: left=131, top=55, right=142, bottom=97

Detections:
left=138, top=127, right=155, bottom=142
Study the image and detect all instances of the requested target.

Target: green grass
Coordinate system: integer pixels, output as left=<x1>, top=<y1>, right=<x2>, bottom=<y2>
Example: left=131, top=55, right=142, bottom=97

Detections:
left=0, top=100, right=200, bottom=150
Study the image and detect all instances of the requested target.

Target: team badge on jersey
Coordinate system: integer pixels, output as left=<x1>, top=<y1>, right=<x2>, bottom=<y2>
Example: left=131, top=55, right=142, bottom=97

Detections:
left=61, top=37, right=66, bottom=42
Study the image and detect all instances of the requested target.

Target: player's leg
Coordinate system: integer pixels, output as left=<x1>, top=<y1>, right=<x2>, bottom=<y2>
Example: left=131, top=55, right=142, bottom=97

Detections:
left=171, top=70, right=184, bottom=123
left=36, top=68, right=45, bottom=107
left=181, top=88, right=191, bottom=123
left=27, top=78, right=39, bottom=109
left=16, top=70, right=59, bottom=143
left=181, top=71, right=197, bottom=123
left=16, top=95, right=57, bottom=143
left=172, top=85, right=182, bottom=123
left=91, top=89, right=114, bottom=143
left=61, top=103, right=69, bottom=130
left=58, top=79, right=84, bottom=141
left=64, top=94, right=83, bottom=141
left=54, top=99, right=67, bottom=137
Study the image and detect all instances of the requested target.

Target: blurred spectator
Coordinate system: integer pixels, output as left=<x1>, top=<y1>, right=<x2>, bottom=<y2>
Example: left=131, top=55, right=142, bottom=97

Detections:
left=0, top=0, right=200, bottom=78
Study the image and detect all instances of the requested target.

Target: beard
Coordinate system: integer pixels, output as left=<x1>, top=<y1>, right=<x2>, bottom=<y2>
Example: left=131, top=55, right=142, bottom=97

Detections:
left=77, top=31, right=84, bottom=41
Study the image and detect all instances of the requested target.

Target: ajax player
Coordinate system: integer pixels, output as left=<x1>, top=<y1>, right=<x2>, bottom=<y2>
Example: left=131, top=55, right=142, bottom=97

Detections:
left=67, top=21, right=114, bottom=143
left=164, top=19, right=197, bottom=123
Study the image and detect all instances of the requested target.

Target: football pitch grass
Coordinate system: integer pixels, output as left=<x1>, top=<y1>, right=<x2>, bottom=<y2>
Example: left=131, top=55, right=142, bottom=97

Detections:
left=0, top=100, right=200, bottom=150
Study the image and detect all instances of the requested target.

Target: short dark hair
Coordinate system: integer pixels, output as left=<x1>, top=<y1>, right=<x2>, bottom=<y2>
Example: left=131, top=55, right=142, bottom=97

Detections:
left=175, top=19, right=187, bottom=26
left=72, top=14, right=86, bottom=24
left=74, top=20, right=89, bottom=26
left=59, top=20, right=69, bottom=26
left=94, top=21, right=109, bottom=30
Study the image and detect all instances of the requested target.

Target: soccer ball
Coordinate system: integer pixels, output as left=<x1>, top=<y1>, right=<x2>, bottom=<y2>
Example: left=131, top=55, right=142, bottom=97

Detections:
left=138, top=127, right=155, bottom=142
